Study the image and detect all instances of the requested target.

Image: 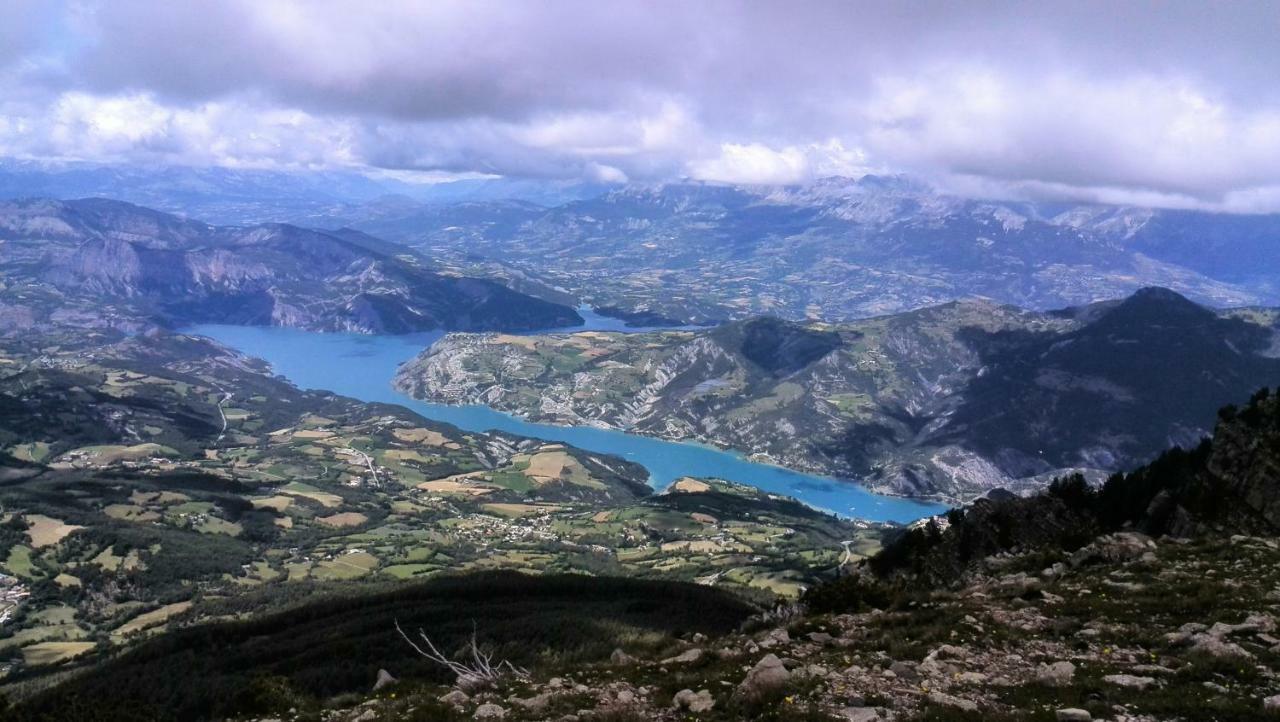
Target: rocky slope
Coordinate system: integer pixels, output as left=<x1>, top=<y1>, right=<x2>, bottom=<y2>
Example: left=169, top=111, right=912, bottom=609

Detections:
left=0, top=198, right=582, bottom=334
left=394, top=289, right=1280, bottom=502
left=231, top=533, right=1277, bottom=722
left=116, top=387, right=1279, bottom=722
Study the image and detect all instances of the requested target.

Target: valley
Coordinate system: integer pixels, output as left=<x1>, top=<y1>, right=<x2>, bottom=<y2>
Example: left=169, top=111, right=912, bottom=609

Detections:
left=4, top=6, right=1280, bottom=720
left=325, top=177, right=1280, bottom=326
left=0, top=327, right=884, bottom=693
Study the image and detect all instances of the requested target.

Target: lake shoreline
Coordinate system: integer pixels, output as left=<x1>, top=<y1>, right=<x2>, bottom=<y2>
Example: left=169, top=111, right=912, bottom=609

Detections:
left=184, top=323, right=949, bottom=523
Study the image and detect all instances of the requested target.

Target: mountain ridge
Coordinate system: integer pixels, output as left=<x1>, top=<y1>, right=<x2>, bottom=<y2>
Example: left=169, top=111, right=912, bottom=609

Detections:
left=394, top=288, right=1280, bottom=501
left=0, top=198, right=583, bottom=334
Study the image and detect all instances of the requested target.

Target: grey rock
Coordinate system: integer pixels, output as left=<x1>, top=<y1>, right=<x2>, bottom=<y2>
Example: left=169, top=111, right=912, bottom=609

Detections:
left=372, top=668, right=396, bottom=691
left=735, top=653, right=792, bottom=701
left=474, top=702, right=506, bottom=719
left=927, top=692, right=978, bottom=712
left=661, top=648, right=704, bottom=665
left=439, top=689, right=469, bottom=707
left=456, top=673, right=490, bottom=693
left=1035, top=661, right=1076, bottom=687
left=512, top=693, right=554, bottom=714
left=1103, top=674, right=1157, bottom=690
left=1071, top=532, right=1155, bottom=568
left=1264, top=694, right=1280, bottom=711
left=672, top=688, right=716, bottom=713
left=888, top=660, right=919, bottom=681
left=1055, top=709, right=1092, bottom=722
left=758, top=628, right=791, bottom=649
left=1190, top=633, right=1253, bottom=659
left=610, top=648, right=637, bottom=666
left=927, top=644, right=970, bottom=660
left=840, top=708, right=881, bottom=721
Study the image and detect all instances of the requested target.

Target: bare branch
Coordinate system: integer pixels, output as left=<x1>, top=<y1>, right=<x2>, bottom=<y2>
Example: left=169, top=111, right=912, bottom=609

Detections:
left=394, top=618, right=529, bottom=686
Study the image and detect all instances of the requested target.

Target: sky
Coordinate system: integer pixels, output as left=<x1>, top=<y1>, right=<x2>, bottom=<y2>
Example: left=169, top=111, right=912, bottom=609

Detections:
left=2, top=1, right=1280, bottom=211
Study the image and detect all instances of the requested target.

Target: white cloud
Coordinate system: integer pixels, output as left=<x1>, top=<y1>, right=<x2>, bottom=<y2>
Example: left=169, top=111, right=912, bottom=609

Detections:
left=689, top=140, right=869, bottom=185
left=1, top=2, right=1279, bottom=210
left=6, top=92, right=359, bottom=169
left=862, top=68, right=1280, bottom=204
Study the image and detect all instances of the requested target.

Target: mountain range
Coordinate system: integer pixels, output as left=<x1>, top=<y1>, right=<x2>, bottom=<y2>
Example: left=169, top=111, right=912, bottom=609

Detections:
left=322, top=175, right=1280, bottom=324
left=0, top=198, right=581, bottom=334
left=0, top=159, right=605, bottom=225
left=394, top=288, right=1280, bottom=501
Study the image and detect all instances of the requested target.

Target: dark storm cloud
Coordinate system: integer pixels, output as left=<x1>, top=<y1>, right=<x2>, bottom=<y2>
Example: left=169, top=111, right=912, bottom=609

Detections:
left=4, top=1, right=1280, bottom=208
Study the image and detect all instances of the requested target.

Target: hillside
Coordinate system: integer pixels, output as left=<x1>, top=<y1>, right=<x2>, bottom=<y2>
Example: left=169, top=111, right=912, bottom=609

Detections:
left=394, top=289, right=1280, bottom=501
left=0, top=327, right=873, bottom=696
left=0, top=198, right=582, bottom=335
left=15, top=389, right=1278, bottom=722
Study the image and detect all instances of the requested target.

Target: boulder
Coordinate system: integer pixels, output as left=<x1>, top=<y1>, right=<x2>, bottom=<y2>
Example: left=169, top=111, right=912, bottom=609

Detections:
left=1103, top=674, right=1157, bottom=690
left=511, top=693, right=554, bottom=714
left=1070, top=532, right=1155, bottom=568
left=672, top=688, right=716, bottom=713
left=474, top=702, right=506, bottom=720
left=372, top=669, right=396, bottom=691
left=735, top=654, right=791, bottom=701
left=456, top=673, right=490, bottom=693
left=1035, top=661, right=1076, bottom=687
left=926, top=692, right=978, bottom=712
left=439, top=690, right=469, bottom=707
left=610, top=648, right=637, bottom=666
left=758, top=629, right=791, bottom=649
left=1055, top=709, right=1092, bottom=722
left=1190, top=633, right=1253, bottom=659
left=661, top=648, right=705, bottom=665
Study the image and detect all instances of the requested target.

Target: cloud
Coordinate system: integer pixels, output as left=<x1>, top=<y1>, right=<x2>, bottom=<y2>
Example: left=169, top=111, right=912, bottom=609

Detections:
left=863, top=69, right=1280, bottom=201
left=1, top=92, right=357, bottom=169
left=2, top=1, right=1280, bottom=210
left=688, top=140, right=869, bottom=185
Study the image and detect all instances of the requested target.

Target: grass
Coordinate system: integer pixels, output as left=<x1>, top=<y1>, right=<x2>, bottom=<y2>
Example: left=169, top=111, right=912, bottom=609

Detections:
left=4, top=545, right=38, bottom=578
left=112, top=601, right=193, bottom=640
left=24, top=514, right=85, bottom=548
left=21, top=642, right=96, bottom=667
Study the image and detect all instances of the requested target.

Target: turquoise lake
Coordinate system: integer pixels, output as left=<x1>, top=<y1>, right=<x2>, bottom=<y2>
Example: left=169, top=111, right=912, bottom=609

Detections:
left=188, top=314, right=947, bottom=523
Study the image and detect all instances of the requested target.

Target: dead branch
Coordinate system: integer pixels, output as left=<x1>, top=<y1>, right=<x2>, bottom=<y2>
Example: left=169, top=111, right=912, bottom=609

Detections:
left=394, top=619, right=529, bottom=685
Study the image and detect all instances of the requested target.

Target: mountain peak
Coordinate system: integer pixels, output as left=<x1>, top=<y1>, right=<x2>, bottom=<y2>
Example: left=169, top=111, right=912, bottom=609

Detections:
left=1100, top=286, right=1211, bottom=326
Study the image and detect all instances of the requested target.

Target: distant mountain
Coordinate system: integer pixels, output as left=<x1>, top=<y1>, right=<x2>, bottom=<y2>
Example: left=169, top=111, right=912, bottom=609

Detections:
left=0, top=198, right=582, bottom=334
left=333, top=175, right=1280, bottom=323
left=0, top=159, right=610, bottom=225
left=394, top=289, right=1280, bottom=501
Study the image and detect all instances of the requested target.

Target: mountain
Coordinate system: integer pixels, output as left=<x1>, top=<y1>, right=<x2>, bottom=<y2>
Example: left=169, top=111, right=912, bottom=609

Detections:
left=0, top=198, right=582, bottom=334
left=0, top=159, right=610, bottom=225
left=821, top=385, right=1280, bottom=591
left=393, top=289, right=1280, bottom=501
left=328, top=175, right=1280, bottom=324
